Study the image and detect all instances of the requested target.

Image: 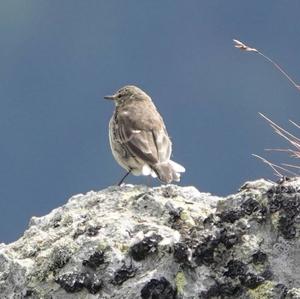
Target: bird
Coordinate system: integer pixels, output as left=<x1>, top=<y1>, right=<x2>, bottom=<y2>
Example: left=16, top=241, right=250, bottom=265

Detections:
left=104, top=85, right=185, bottom=185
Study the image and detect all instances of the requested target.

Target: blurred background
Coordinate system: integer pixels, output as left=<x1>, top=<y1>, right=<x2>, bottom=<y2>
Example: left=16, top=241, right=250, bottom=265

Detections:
left=1, top=1, right=300, bottom=242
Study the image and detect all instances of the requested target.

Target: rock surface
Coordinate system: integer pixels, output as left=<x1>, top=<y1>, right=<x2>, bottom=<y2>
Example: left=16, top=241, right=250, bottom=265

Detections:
left=0, top=178, right=300, bottom=299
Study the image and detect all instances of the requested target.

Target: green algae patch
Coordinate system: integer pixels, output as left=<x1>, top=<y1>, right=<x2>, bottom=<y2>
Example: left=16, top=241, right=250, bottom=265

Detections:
left=248, top=281, right=276, bottom=299
left=175, top=271, right=186, bottom=294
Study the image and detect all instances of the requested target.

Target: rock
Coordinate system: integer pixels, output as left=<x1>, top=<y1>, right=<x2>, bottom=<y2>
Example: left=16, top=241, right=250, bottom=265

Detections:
left=0, top=179, right=299, bottom=298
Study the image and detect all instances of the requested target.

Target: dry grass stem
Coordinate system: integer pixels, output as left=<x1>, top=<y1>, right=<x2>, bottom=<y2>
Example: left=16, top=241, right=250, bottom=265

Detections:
left=259, top=113, right=300, bottom=145
left=282, top=163, right=300, bottom=169
left=253, top=113, right=300, bottom=177
left=233, top=39, right=300, bottom=92
left=252, top=154, right=297, bottom=177
left=252, top=154, right=287, bottom=177
left=233, top=39, right=258, bottom=52
left=290, top=120, right=300, bottom=130
left=234, top=39, right=300, bottom=176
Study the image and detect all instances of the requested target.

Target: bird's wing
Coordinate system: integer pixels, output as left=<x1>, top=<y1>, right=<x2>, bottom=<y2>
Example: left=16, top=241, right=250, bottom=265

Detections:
left=152, top=129, right=172, bottom=162
left=116, top=105, right=172, bottom=165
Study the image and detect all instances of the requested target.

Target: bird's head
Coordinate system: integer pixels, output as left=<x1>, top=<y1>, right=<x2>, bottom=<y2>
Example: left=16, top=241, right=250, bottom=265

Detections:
left=104, top=85, right=150, bottom=106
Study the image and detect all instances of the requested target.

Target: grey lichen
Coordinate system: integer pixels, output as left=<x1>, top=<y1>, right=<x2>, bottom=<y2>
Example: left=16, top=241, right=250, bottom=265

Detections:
left=0, top=179, right=299, bottom=298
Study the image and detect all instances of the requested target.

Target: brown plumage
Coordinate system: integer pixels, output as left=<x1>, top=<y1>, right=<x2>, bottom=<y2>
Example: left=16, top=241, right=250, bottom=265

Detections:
left=105, top=85, right=185, bottom=184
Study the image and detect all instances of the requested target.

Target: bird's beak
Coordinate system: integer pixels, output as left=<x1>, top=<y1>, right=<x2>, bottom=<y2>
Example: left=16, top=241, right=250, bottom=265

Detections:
left=104, top=95, right=116, bottom=100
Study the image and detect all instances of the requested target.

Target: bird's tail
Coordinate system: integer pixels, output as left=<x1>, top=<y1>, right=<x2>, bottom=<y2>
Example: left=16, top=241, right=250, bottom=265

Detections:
left=152, top=160, right=185, bottom=184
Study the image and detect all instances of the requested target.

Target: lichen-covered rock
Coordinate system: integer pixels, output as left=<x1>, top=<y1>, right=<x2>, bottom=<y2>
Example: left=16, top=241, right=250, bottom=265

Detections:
left=0, top=179, right=299, bottom=298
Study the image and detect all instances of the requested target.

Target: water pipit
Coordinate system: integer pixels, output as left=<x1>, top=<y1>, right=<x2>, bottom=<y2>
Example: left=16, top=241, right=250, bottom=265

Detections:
left=105, top=85, right=185, bottom=185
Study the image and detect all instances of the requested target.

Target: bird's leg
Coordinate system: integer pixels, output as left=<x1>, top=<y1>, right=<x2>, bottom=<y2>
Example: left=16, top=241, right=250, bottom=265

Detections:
left=118, top=169, right=131, bottom=186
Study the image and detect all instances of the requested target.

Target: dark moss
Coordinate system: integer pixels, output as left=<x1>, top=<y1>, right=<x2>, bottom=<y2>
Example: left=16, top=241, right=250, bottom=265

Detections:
left=219, top=229, right=239, bottom=249
left=141, top=277, right=177, bottom=299
left=55, top=272, right=102, bottom=294
left=193, top=236, right=218, bottom=266
left=83, top=273, right=103, bottom=294
left=72, top=228, right=85, bottom=239
left=55, top=273, right=87, bottom=293
left=218, top=283, right=243, bottom=297
left=130, top=234, right=163, bottom=261
left=240, top=272, right=265, bottom=289
left=252, top=250, right=267, bottom=264
left=269, top=196, right=282, bottom=213
left=241, top=198, right=261, bottom=215
left=72, top=225, right=101, bottom=239
left=239, top=197, right=268, bottom=223
left=267, top=182, right=300, bottom=239
left=86, top=226, right=101, bottom=237
left=111, top=263, right=137, bottom=285
left=193, top=229, right=241, bottom=266
left=165, top=201, right=184, bottom=229
left=49, top=248, right=71, bottom=272
left=24, top=289, right=34, bottom=297
left=52, top=214, right=62, bottom=228
left=267, top=185, right=300, bottom=220
left=282, top=196, right=300, bottom=217
left=260, top=269, right=273, bottom=280
left=82, top=251, right=105, bottom=269
left=274, top=283, right=288, bottom=299
left=168, top=206, right=183, bottom=223
left=173, top=243, right=190, bottom=264
left=218, top=209, right=244, bottom=223
left=256, top=205, right=268, bottom=223
left=278, top=215, right=296, bottom=239
left=169, top=207, right=183, bottom=230
left=203, top=214, right=215, bottom=226
left=224, top=260, right=247, bottom=279
left=267, top=184, right=299, bottom=196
